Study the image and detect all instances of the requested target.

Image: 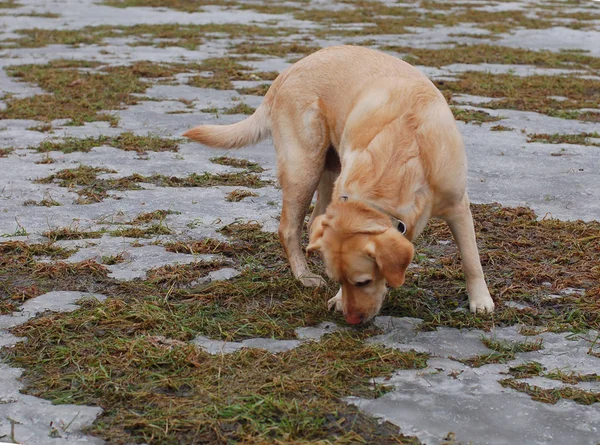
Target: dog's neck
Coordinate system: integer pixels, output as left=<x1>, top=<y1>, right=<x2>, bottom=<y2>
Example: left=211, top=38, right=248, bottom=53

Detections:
left=339, top=194, right=407, bottom=234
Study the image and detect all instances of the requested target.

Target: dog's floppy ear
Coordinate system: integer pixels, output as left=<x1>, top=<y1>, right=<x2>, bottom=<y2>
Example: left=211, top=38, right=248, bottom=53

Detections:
left=364, top=229, right=414, bottom=287
left=307, top=214, right=328, bottom=253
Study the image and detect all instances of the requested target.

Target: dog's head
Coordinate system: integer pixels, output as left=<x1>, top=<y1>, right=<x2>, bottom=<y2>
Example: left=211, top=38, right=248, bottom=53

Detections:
left=307, top=201, right=414, bottom=325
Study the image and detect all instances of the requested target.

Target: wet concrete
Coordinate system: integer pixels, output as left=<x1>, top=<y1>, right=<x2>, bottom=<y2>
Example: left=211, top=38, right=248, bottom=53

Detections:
left=350, top=318, right=600, bottom=445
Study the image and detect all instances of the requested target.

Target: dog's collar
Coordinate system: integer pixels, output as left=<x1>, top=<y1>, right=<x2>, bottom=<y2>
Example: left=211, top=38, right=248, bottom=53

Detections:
left=340, top=195, right=407, bottom=235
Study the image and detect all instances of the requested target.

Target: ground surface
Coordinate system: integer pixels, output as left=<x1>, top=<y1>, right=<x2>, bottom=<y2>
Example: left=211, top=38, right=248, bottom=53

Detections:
left=0, top=0, right=599, bottom=444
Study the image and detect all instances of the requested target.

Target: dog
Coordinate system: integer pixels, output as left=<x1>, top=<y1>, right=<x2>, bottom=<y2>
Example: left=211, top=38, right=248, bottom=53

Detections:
left=183, top=45, right=495, bottom=325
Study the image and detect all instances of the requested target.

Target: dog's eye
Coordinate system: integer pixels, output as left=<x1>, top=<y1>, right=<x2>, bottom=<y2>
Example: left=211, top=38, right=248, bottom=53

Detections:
left=355, top=279, right=372, bottom=287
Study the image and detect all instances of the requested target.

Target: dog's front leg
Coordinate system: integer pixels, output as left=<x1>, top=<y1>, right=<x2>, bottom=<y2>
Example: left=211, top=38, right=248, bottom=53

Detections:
left=276, top=153, right=327, bottom=287
left=443, top=195, right=495, bottom=313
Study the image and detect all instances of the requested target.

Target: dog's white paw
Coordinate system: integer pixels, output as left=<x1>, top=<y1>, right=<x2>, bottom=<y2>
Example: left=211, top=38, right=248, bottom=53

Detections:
left=467, top=280, right=495, bottom=314
left=469, top=294, right=495, bottom=313
left=299, top=273, right=326, bottom=288
left=327, top=289, right=343, bottom=312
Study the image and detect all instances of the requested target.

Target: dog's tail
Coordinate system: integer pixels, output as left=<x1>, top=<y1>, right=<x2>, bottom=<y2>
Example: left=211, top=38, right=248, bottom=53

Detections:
left=183, top=102, right=271, bottom=150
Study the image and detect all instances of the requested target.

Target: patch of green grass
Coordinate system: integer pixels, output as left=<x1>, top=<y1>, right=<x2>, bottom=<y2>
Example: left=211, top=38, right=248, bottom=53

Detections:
left=164, top=238, right=243, bottom=257
left=8, top=306, right=426, bottom=444
left=437, top=72, right=600, bottom=122
left=385, top=44, right=600, bottom=72
left=187, top=57, right=278, bottom=90
left=146, top=260, right=228, bottom=288
left=27, top=123, right=53, bottom=132
left=0, top=241, right=77, bottom=312
left=35, top=165, right=145, bottom=204
left=5, top=23, right=299, bottom=50
left=100, top=253, right=128, bottom=265
left=301, top=2, right=577, bottom=38
left=110, top=224, right=172, bottom=238
left=37, top=166, right=269, bottom=204
left=451, top=107, right=502, bottom=124
left=0, top=0, right=20, bottom=8
left=32, top=132, right=180, bottom=154
left=527, top=132, right=600, bottom=147
left=131, top=209, right=178, bottom=224
left=0, top=60, right=198, bottom=125
left=225, top=189, right=259, bottom=202
left=141, top=171, right=270, bottom=188
left=500, top=378, right=600, bottom=405
left=0, top=147, right=14, bottom=157
left=232, top=41, right=320, bottom=58
left=506, top=361, right=545, bottom=379
left=224, top=102, right=256, bottom=115
left=42, top=226, right=104, bottom=241
left=23, top=197, right=61, bottom=207
left=490, top=125, right=513, bottom=132
left=459, top=337, right=544, bottom=367
left=102, top=0, right=234, bottom=12
left=210, top=156, right=264, bottom=172
left=236, top=83, right=271, bottom=96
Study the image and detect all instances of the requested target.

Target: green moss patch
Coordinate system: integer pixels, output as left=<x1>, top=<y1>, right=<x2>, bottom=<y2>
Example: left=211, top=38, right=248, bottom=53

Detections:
left=500, top=379, right=600, bottom=405
left=36, top=165, right=269, bottom=204
left=164, top=238, right=243, bottom=257
left=210, top=155, right=264, bottom=172
left=436, top=72, right=600, bottom=122
left=527, top=132, right=600, bottom=147
left=451, top=107, right=502, bottom=124
left=236, top=83, right=271, bottom=96
left=187, top=57, right=278, bottom=90
left=231, top=41, right=320, bottom=58
left=131, top=209, right=179, bottom=224
left=42, top=226, right=104, bottom=241
left=226, top=189, right=259, bottom=202
left=35, top=165, right=142, bottom=204
left=110, top=224, right=172, bottom=238
left=102, top=0, right=234, bottom=12
left=459, top=337, right=543, bottom=367
left=32, top=132, right=180, bottom=154
left=385, top=44, right=600, bottom=72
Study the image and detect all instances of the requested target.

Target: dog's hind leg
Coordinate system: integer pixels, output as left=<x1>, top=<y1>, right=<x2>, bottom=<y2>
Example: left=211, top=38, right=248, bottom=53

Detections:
left=442, top=194, right=495, bottom=313
left=273, top=102, right=329, bottom=287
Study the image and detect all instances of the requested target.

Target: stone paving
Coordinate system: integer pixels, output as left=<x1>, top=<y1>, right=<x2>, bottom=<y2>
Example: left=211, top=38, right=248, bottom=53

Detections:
left=0, top=0, right=599, bottom=444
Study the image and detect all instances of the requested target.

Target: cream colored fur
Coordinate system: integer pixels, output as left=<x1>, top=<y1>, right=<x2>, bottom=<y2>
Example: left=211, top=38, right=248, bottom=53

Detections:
left=184, top=45, right=494, bottom=324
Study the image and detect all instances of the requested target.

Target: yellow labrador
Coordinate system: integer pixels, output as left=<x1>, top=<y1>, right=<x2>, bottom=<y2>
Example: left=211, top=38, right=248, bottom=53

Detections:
left=184, top=45, right=495, bottom=324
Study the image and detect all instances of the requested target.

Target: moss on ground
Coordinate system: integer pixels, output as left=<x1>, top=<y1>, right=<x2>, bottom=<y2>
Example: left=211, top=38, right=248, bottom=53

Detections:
left=436, top=72, right=600, bottom=122
left=32, top=132, right=180, bottom=154
left=187, top=57, right=278, bottom=90
left=2, top=201, right=600, bottom=441
left=36, top=163, right=269, bottom=204
left=385, top=44, right=600, bottom=72
left=458, top=337, right=543, bottom=367
left=451, top=107, right=502, bottom=124
left=4, top=23, right=297, bottom=50
left=210, top=156, right=264, bottom=172
left=527, top=132, right=600, bottom=147
left=500, top=379, right=600, bottom=405
left=231, top=41, right=320, bottom=58
left=0, top=60, right=191, bottom=125
left=225, top=189, right=259, bottom=202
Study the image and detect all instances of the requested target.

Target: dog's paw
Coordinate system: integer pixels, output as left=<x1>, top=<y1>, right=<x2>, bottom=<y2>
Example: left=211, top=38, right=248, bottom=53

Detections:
left=299, top=273, right=326, bottom=288
left=327, top=289, right=343, bottom=312
left=469, top=295, right=495, bottom=314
